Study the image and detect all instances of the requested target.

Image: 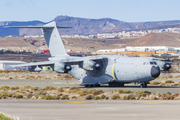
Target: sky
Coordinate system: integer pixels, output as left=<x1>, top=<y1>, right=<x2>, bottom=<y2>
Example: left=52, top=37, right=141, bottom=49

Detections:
left=1, top=0, right=180, bottom=22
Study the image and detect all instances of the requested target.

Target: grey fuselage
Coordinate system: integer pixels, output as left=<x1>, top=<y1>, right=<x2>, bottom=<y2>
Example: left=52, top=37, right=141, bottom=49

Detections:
left=49, top=54, right=160, bottom=85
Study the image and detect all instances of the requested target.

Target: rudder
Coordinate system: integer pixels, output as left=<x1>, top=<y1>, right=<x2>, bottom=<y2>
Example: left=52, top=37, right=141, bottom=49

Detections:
left=42, top=21, right=68, bottom=57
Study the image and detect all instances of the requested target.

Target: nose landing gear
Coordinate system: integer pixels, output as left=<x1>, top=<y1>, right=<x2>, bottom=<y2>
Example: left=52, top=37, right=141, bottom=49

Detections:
left=140, top=82, right=147, bottom=88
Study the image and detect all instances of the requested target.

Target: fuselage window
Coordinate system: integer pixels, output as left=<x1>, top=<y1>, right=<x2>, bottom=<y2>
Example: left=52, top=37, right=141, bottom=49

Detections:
left=143, top=62, right=146, bottom=65
left=154, top=62, right=157, bottom=65
left=150, top=62, right=154, bottom=65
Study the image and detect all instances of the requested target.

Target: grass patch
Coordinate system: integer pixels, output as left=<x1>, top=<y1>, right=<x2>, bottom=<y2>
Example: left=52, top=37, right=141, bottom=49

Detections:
left=112, top=95, right=120, bottom=100
left=86, top=95, right=93, bottom=100
left=0, top=113, right=12, bottom=120
left=165, top=80, right=174, bottom=83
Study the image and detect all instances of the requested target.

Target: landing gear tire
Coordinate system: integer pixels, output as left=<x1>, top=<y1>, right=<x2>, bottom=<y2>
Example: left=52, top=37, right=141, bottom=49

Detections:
left=109, top=82, right=124, bottom=87
left=120, top=83, right=124, bottom=87
left=95, top=84, right=100, bottom=87
left=140, top=82, right=147, bottom=88
left=85, top=85, right=89, bottom=87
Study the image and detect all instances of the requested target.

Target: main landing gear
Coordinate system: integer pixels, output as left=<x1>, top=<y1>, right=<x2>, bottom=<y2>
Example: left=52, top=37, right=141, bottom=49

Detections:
left=85, top=84, right=100, bottom=87
left=108, top=82, right=124, bottom=87
left=140, top=82, right=147, bottom=88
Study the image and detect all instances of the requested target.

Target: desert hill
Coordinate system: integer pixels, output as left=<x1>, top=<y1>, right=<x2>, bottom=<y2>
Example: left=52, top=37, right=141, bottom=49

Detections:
left=0, top=37, right=38, bottom=52
left=0, top=37, right=136, bottom=52
left=2, top=32, right=180, bottom=52
left=127, top=33, right=180, bottom=47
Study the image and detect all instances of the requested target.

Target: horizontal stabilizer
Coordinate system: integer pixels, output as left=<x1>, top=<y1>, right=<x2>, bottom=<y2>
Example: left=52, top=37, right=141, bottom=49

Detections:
left=4, top=26, right=72, bottom=29
left=5, top=21, right=71, bottom=57
left=11, top=61, right=55, bottom=67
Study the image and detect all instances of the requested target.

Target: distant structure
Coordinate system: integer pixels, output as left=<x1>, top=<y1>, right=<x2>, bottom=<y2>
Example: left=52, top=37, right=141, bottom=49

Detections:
left=95, top=46, right=180, bottom=58
left=0, top=61, right=27, bottom=70
left=97, top=46, right=178, bottom=53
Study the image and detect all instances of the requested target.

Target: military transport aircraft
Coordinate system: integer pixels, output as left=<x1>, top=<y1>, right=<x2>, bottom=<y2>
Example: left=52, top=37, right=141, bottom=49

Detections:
left=5, top=21, right=171, bottom=88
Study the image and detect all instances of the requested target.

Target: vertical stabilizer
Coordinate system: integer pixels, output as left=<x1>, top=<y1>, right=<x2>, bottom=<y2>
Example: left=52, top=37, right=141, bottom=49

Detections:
left=5, top=21, right=71, bottom=57
left=42, top=21, right=68, bottom=57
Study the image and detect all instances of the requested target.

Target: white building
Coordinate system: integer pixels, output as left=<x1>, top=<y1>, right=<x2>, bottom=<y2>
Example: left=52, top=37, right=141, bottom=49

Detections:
left=0, top=61, right=27, bottom=70
left=97, top=46, right=175, bottom=53
left=126, top=46, right=174, bottom=52
left=97, top=48, right=126, bottom=53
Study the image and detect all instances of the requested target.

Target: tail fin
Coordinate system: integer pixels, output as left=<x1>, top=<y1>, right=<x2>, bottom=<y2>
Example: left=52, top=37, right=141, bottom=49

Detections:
left=5, top=21, right=71, bottom=57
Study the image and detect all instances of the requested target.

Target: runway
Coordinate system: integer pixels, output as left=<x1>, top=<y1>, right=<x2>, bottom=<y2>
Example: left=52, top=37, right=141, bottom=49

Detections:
left=0, top=100, right=180, bottom=120
left=0, top=79, right=180, bottom=94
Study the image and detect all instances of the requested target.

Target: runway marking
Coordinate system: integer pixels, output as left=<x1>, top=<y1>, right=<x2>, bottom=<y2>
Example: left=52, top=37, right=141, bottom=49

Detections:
left=137, top=102, right=164, bottom=104
left=65, top=102, right=88, bottom=104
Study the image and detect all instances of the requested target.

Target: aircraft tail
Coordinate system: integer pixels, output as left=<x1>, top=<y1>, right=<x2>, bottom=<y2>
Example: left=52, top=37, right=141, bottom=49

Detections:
left=5, top=21, right=71, bottom=57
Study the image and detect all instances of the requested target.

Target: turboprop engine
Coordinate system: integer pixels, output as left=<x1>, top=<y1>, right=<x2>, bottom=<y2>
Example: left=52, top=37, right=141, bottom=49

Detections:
left=81, top=60, right=101, bottom=71
left=156, top=61, right=171, bottom=71
left=54, top=62, right=72, bottom=73
left=28, top=66, right=42, bottom=72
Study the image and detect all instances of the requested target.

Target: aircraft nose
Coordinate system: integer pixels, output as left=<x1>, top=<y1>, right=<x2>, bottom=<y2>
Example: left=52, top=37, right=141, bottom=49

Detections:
left=151, top=66, right=160, bottom=78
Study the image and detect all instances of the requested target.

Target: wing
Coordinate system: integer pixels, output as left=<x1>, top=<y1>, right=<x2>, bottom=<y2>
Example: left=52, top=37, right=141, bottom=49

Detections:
left=62, top=56, right=104, bottom=63
left=11, top=61, right=55, bottom=67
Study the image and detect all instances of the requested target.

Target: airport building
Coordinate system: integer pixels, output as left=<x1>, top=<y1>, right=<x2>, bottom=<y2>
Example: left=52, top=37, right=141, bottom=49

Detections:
left=126, top=46, right=174, bottom=52
left=0, top=61, right=27, bottom=70
left=97, top=46, right=175, bottom=53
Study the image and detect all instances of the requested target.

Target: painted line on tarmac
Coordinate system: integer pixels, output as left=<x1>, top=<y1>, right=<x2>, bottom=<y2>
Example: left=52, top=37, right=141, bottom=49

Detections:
left=64, top=102, right=89, bottom=104
left=137, top=102, right=164, bottom=105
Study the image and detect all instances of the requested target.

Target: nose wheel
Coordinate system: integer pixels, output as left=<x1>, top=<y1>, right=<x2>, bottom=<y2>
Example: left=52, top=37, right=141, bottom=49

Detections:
left=140, top=82, right=147, bottom=88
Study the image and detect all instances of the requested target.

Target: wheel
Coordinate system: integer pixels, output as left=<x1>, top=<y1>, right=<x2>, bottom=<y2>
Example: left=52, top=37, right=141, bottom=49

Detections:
left=140, top=82, right=147, bottom=88
left=117, top=83, right=121, bottom=87
left=95, top=84, right=100, bottom=87
left=144, top=83, right=147, bottom=88
left=108, top=83, right=112, bottom=87
left=120, top=83, right=124, bottom=87
left=112, top=83, right=116, bottom=87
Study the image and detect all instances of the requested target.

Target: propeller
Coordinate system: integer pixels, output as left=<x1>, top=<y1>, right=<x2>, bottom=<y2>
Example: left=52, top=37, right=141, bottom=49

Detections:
left=94, top=63, right=101, bottom=69
left=64, top=65, right=72, bottom=73
left=164, top=63, right=171, bottom=71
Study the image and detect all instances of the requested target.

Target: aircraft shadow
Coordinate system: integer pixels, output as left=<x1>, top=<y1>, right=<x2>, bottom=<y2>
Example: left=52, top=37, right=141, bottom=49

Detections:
left=77, top=85, right=180, bottom=88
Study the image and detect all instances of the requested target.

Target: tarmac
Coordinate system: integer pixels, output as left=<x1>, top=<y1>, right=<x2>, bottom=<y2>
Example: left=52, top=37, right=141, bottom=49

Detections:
left=0, top=100, right=180, bottom=120
left=1, top=79, right=180, bottom=120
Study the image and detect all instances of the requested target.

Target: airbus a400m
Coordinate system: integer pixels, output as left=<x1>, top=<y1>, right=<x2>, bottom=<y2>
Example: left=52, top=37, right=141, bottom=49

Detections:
left=6, top=21, right=171, bottom=88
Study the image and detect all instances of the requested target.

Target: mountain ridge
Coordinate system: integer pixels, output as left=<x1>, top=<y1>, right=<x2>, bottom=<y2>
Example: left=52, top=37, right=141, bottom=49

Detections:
left=1, top=16, right=180, bottom=36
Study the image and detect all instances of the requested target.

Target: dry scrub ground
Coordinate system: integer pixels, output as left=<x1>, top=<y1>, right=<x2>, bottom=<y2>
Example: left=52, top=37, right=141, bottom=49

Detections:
left=0, top=86, right=180, bottom=100
left=0, top=70, right=75, bottom=80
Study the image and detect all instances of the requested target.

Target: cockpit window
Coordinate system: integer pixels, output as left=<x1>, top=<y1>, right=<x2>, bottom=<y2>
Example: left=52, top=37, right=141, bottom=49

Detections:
left=143, top=62, right=156, bottom=65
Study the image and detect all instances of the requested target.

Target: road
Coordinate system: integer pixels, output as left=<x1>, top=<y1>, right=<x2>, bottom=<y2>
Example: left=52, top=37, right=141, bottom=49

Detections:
left=0, top=100, right=180, bottom=120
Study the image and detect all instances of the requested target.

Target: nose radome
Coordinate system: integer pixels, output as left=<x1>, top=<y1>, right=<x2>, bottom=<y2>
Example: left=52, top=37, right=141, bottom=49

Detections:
left=151, top=66, right=160, bottom=78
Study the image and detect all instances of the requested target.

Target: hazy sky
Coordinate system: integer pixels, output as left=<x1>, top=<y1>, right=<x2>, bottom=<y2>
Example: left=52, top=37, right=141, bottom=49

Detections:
left=1, top=0, right=180, bottom=22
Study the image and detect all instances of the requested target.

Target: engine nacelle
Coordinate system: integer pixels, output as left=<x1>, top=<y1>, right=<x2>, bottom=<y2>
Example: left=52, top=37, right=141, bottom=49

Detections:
left=82, top=60, right=96, bottom=70
left=54, top=62, right=65, bottom=73
left=156, top=61, right=171, bottom=71
left=28, top=66, right=42, bottom=72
